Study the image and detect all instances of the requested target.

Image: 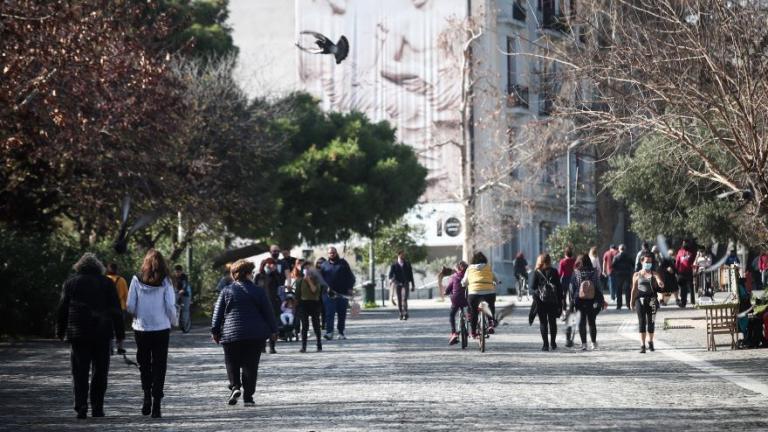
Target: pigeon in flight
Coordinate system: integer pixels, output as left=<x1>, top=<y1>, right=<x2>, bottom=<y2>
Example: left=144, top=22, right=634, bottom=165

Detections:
left=296, top=31, right=349, bottom=64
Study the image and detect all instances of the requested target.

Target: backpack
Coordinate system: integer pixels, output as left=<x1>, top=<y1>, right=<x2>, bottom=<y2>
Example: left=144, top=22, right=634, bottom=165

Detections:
left=578, top=277, right=595, bottom=300
left=536, top=270, right=558, bottom=304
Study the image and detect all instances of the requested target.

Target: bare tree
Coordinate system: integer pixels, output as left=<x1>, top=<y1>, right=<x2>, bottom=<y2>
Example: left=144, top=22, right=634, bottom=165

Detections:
left=541, top=0, right=768, bottom=244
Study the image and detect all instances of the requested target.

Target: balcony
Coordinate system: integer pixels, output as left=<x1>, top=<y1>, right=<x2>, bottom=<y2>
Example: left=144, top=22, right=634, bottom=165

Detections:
left=513, top=2, right=526, bottom=21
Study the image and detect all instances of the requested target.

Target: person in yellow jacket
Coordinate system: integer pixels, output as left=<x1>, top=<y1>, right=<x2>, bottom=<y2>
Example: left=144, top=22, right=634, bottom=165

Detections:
left=106, top=262, right=129, bottom=313
left=461, top=252, right=500, bottom=338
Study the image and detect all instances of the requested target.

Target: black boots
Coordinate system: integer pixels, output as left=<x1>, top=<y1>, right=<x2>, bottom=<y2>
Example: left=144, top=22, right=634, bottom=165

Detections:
left=151, top=398, right=162, bottom=418
left=300, top=340, right=307, bottom=353
left=317, top=339, right=322, bottom=352
left=142, top=392, right=151, bottom=416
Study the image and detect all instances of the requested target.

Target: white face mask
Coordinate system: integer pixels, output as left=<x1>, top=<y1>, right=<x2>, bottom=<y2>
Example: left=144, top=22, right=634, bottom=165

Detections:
left=643, top=263, right=653, bottom=271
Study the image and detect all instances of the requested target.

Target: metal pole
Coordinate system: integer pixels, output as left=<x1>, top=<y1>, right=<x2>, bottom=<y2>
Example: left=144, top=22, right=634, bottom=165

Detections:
left=566, top=146, right=571, bottom=225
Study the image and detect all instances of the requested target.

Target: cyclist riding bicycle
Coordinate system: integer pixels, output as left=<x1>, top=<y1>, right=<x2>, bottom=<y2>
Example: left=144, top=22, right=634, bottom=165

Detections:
left=442, top=261, right=468, bottom=345
left=461, top=252, right=500, bottom=338
left=513, top=252, right=529, bottom=297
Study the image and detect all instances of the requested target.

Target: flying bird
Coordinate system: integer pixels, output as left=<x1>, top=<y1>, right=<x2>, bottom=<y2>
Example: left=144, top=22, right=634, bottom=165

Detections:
left=296, top=31, right=349, bottom=64
left=113, top=195, right=161, bottom=254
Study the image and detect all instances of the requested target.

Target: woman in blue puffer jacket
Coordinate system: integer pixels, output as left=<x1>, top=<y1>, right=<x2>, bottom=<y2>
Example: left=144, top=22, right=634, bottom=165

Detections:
left=211, top=259, right=278, bottom=406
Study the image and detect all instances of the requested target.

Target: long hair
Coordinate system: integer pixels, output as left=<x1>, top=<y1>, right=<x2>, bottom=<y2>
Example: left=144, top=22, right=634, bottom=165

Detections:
left=140, top=248, right=168, bottom=286
left=290, top=259, right=306, bottom=280
left=535, top=253, right=552, bottom=271
left=574, top=254, right=593, bottom=272
left=259, top=257, right=276, bottom=274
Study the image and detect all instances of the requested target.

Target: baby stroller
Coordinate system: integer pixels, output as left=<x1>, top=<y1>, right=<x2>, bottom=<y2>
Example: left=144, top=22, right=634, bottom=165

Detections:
left=279, top=294, right=297, bottom=342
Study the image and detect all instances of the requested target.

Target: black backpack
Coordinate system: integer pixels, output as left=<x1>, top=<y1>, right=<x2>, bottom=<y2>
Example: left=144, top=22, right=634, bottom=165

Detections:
left=536, top=269, right=558, bottom=304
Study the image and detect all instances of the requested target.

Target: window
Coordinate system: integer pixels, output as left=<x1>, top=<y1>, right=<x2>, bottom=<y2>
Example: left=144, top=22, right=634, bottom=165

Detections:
left=507, top=127, right=521, bottom=179
left=502, top=229, right=520, bottom=262
left=538, top=60, right=558, bottom=116
left=539, top=221, right=555, bottom=254
left=513, top=0, right=527, bottom=21
left=506, top=37, right=529, bottom=108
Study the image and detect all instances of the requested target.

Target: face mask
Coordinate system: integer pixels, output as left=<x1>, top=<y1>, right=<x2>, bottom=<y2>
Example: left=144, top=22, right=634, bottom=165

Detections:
left=643, top=263, right=653, bottom=271
left=302, top=269, right=308, bottom=277
left=265, top=267, right=272, bottom=274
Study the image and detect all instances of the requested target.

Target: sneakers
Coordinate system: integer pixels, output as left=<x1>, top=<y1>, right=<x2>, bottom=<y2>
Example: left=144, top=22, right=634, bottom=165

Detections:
left=243, top=399, right=255, bottom=407
left=324, top=332, right=333, bottom=340
left=403, top=313, right=409, bottom=320
left=580, top=343, right=587, bottom=351
left=228, top=387, right=242, bottom=405
left=640, top=345, right=646, bottom=354
left=269, top=347, right=277, bottom=354
left=487, top=325, right=495, bottom=335
left=590, top=341, right=599, bottom=351
left=338, top=333, right=347, bottom=340
left=448, top=333, right=459, bottom=345
left=648, top=341, right=655, bottom=352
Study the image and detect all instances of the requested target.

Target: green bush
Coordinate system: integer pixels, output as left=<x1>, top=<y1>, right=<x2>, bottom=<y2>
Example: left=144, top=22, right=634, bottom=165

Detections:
left=545, top=223, right=597, bottom=260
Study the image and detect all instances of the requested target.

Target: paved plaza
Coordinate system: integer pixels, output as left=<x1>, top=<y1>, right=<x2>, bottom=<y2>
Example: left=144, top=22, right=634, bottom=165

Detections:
left=1, top=297, right=767, bottom=431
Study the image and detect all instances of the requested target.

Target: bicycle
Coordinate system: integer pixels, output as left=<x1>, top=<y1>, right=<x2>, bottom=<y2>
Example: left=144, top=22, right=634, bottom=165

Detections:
left=458, top=306, right=469, bottom=349
left=476, top=300, right=493, bottom=353
left=176, top=295, right=192, bottom=333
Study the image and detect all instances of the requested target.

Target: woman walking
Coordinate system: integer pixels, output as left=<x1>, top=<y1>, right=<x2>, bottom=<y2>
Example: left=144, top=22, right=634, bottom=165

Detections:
left=571, top=255, right=607, bottom=351
left=630, top=253, right=664, bottom=353
left=293, top=261, right=323, bottom=352
left=211, top=260, right=278, bottom=406
left=57, top=253, right=125, bottom=419
left=255, top=258, right=281, bottom=354
left=127, top=249, right=178, bottom=418
left=530, top=253, right=563, bottom=351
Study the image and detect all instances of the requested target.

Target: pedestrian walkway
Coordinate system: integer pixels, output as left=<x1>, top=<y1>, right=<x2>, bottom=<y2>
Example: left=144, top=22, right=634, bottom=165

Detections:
left=0, top=298, right=766, bottom=431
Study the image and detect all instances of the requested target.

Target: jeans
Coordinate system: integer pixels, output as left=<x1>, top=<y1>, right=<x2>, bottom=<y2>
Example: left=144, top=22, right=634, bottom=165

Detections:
left=299, top=300, right=322, bottom=343
left=449, top=305, right=461, bottom=333
left=607, top=274, right=616, bottom=300
left=577, top=304, right=598, bottom=344
left=70, top=339, right=111, bottom=413
left=134, top=329, right=169, bottom=399
left=614, top=274, right=631, bottom=309
left=395, top=283, right=410, bottom=316
left=468, top=293, right=496, bottom=334
left=323, top=294, right=348, bottom=335
left=223, top=339, right=265, bottom=401
left=678, top=274, right=694, bottom=306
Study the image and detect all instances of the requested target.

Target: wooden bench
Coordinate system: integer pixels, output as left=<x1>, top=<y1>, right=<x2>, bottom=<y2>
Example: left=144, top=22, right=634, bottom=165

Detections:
left=698, top=303, right=738, bottom=351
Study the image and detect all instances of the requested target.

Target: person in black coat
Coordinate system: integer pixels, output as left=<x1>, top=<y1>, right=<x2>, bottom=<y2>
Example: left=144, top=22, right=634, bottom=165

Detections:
left=388, top=250, right=415, bottom=320
left=612, top=244, right=634, bottom=310
left=530, top=253, right=564, bottom=351
left=56, top=253, right=125, bottom=419
left=255, top=257, right=281, bottom=353
left=212, top=259, right=278, bottom=406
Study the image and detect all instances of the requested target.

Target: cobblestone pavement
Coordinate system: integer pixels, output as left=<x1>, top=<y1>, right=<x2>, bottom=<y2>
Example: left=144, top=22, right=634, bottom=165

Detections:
left=1, top=297, right=767, bottom=431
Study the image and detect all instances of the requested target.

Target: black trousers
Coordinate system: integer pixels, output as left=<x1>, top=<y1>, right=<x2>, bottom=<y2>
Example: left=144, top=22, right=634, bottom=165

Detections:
left=395, top=284, right=410, bottom=315
left=299, top=300, right=322, bottom=343
left=223, top=339, right=266, bottom=400
left=577, top=305, right=598, bottom=344
left=678, top=274, right=695, bottom=306
left=134, top=329, right=169, bottom=399
left=70, top=339, right=111, bottom=412
left=537, top=301, right=559, bottom=345
left=614, top=274, right=632, bottom=308
left=468, top=293, right=496, bottom=334
left=635, top=298, right=657, bottom=333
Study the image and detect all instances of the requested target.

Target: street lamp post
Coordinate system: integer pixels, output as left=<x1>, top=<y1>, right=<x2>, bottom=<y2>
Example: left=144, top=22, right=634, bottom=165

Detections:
left=566, top=140, right=580, bottom=225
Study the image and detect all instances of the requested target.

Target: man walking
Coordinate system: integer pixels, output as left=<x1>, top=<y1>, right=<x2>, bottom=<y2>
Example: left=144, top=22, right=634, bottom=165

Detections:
left=388, top=250, right=415, bottom=320
left=602, top=245, right=618, bottom=301
left=675, top=240, right=696, bottom=307
left=612, top=244, right=634, bottom=310
left=321, top=247, right=356, bottom=340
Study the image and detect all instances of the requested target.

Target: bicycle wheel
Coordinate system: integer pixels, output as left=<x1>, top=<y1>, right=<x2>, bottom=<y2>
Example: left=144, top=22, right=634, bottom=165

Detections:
left=478, top=312, right=487, bottom=352
left=459, top=310, right=468, bottom=349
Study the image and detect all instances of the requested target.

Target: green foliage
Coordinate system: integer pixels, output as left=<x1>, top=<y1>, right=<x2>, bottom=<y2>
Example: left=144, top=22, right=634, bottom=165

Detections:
left=271, top=96, right=428, bottom=246
left=604, top=135, right=739, bottom=244
left=355, top=218, right=428, bottom=272
left=545, top=223, right=597, bottom=259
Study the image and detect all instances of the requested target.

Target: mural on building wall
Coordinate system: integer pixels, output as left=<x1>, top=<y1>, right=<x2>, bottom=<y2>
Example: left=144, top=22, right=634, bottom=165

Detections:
left=297, top=0, right=465, bottom=203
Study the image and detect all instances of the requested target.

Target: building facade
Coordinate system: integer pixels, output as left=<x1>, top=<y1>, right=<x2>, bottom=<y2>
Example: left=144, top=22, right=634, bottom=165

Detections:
left=230, top=0, right=597, bottom=290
